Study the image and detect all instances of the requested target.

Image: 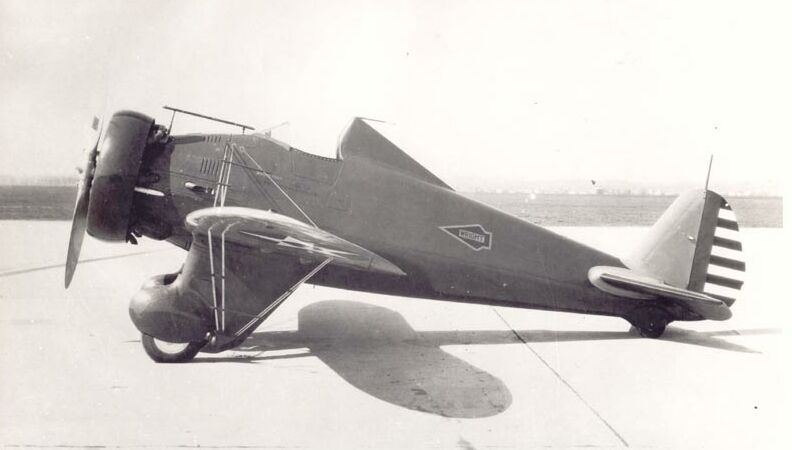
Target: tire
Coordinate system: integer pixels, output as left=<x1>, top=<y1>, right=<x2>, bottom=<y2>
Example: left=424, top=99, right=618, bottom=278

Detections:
left=141, top=333, right=206, bottom=363
left=637, top=322, right=667, bottom=339
left=628, top=307, right=670, bottom=339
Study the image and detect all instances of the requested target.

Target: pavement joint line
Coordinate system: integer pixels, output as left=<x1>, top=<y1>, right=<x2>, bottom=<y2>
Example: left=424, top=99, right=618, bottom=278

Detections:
left=491, top=307, right=630, bottom=448
left=0, top=250, right=169, bottom=278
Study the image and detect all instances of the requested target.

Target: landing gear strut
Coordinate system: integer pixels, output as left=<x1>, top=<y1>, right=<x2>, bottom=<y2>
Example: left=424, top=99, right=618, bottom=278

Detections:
left=627, top=306, right=671, bottom=338
left=141, top=333, right=206, bottom=363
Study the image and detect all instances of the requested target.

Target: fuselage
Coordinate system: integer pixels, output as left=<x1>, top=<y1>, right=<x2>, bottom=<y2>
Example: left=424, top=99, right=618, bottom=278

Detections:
left=134, top=131, right=633, bottom=319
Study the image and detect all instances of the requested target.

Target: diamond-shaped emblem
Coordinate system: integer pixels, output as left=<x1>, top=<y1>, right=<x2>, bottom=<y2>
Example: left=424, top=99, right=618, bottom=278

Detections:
left=439, top=224, right=492, bottom=251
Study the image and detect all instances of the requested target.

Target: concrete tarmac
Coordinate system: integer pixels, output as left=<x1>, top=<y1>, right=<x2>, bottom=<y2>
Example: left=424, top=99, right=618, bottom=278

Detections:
left=0, top=221, right=788, bottom=449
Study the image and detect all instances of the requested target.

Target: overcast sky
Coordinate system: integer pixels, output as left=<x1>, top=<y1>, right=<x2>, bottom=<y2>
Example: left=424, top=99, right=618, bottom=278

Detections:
left=1, top=0, right=789, bottom=191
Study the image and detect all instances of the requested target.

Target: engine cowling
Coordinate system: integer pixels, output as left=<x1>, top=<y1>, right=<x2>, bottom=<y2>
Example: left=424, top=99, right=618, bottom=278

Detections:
left=87, top=110, right=154, bottom=241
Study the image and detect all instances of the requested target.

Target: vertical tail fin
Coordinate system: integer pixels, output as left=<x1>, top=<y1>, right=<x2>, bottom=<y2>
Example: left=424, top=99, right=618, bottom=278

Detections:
left=623, top=190, right=745, bottom=306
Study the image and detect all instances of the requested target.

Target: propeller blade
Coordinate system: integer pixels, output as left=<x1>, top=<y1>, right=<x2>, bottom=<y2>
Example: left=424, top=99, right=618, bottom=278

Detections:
left=65, top=123, right=101, bottom=288
left=65, top=182, right=90, bottom=287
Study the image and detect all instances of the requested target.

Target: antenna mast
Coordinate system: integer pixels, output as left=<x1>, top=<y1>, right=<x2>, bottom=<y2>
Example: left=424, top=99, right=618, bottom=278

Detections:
left=704, top=154, right=714, bottom=191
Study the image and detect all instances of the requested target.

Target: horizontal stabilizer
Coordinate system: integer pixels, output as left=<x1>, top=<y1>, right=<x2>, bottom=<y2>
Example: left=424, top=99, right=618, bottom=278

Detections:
left=589, top=266, right=732, bottom=321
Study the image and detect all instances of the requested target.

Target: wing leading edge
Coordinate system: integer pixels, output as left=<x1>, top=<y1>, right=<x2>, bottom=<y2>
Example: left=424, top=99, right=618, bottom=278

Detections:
left=186, top=207, right=405, bottom=277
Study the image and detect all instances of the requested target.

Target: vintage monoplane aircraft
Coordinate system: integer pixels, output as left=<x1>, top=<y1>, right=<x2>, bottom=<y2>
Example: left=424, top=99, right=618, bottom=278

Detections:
left=65, top=107, right=745, bottom=362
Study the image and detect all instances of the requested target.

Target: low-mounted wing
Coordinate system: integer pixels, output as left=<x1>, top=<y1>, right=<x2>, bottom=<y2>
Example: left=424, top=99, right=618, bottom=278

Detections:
left=186, top=207, right=405, bottom=277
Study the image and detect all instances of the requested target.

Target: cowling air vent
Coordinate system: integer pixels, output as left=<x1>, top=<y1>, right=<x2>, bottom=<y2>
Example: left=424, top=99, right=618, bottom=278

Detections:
left=200, top=158, right=222, bottom=178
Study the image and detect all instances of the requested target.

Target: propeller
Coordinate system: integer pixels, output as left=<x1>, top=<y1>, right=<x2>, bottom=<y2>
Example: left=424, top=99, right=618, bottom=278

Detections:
left=64, top=119, right=102, bottom=288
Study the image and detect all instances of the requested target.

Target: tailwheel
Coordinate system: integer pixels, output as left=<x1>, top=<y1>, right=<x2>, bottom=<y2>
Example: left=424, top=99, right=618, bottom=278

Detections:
left=141, top=333, right=206, bottom=363
left=627, top=306, right=671, bottom=339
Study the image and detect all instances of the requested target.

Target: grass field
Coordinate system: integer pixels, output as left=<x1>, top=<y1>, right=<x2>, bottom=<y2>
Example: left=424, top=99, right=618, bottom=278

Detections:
left=0, top=185, right=782, bottom=227
left=0, top=186, right=76, bottom=221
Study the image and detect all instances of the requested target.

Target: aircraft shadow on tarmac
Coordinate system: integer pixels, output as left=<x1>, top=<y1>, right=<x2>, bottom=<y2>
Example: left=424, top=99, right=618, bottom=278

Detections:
left=191, top=300, right=775, bottom=418
left=227, top=300, right=513, bottom=418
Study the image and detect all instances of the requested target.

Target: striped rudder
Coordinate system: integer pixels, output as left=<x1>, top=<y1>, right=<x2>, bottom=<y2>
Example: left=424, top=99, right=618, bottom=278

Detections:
left=688, top=196, right=745, bottom=306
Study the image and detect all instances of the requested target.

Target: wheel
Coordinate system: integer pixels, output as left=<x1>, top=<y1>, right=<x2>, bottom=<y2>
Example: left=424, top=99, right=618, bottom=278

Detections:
left=141, top=333, right=206, bottom=363
left=637, top=322, right=667, bottom=339
left=627, top=307, right=670, bottom=339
